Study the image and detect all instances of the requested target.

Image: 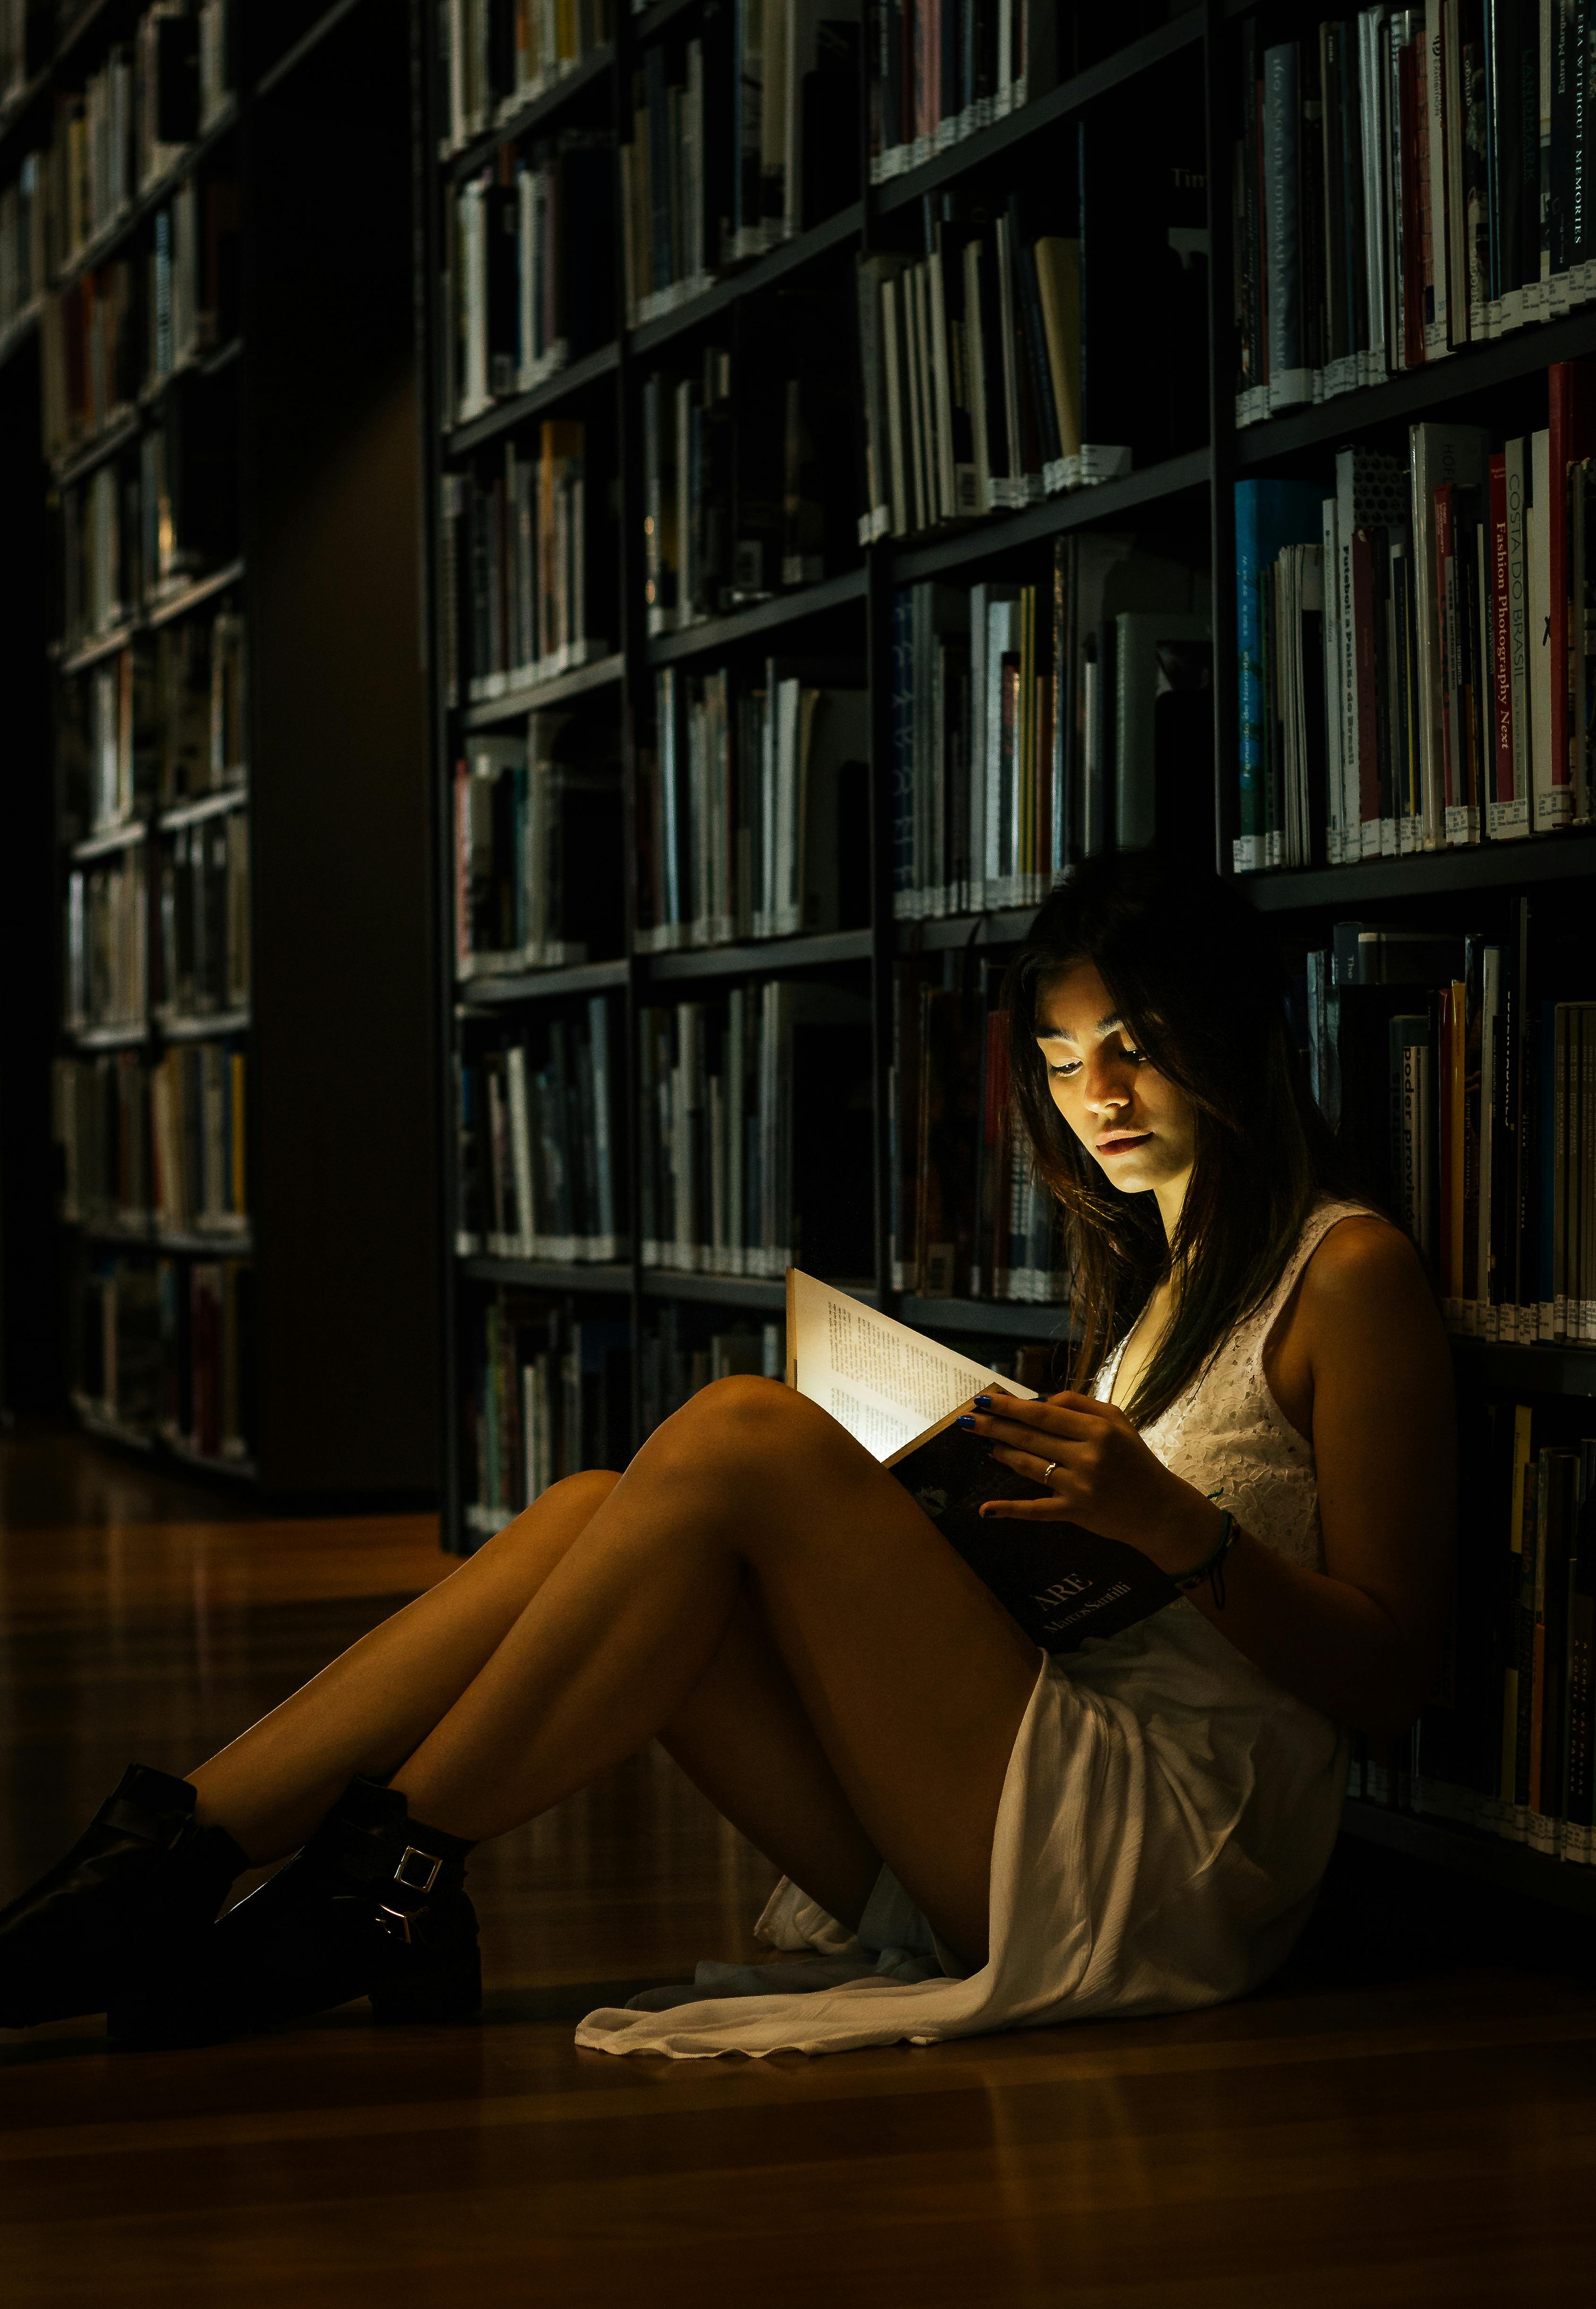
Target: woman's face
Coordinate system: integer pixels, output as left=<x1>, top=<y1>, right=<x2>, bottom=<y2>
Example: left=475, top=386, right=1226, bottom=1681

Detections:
left=1033, top=962, right=1196, bottom=1202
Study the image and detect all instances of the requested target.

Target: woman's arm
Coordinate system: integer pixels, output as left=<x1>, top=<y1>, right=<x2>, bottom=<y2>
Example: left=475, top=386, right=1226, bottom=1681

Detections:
left=968, top=1220, right=1456, bottom=1739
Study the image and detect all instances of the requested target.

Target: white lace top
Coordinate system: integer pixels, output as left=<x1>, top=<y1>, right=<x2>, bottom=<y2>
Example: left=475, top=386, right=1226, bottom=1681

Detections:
left=1094, top=1196, right=1379, bottom=1577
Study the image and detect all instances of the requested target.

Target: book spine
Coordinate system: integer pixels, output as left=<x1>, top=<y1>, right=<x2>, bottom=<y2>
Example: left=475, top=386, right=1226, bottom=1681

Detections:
left=1262, top=43, right=1311, bottom=409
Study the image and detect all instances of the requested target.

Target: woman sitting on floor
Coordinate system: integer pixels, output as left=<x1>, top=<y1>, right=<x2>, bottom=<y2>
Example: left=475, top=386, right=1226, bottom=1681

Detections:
left=0, top=853, right=1454, bottom=2055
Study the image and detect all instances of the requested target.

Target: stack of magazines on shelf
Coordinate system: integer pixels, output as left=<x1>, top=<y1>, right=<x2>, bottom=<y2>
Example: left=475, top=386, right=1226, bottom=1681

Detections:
left=1234, top=8, right=1596, bottom=427
left=449, top=135, right=613, bottom=424
left=464, top=1293, right=631, bottom=1536
left=52, top=1053, right=152, bottom=1234
left=1304, top=916, right=1595, bottom=1346
left=453, top=721, right=621, bottom=978
left=438, top=0, right=614, bottom=152
left=455, top=1000, right=627, bottom=1264
left=441, top=423, right=604, bottom=703
left=635, top=662, right=867, bottom=952
left=892, top=955, right=1073, bottom=1307
left=637, top=981, right=873, bottom=1279
left=1235, top=368, right=1596, bottom=873
left=1373, top=1410, right=1596, bottom=1866
left=891, top=545, right=1212, bottom=916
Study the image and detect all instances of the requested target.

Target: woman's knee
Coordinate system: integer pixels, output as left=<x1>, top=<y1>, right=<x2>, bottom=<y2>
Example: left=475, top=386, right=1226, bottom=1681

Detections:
left=649, top=1375, right=847, bottom=1492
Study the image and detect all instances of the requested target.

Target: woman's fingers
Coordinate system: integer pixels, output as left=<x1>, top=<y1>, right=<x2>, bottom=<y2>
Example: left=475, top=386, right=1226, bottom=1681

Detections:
left=977, top=1497, right=1078, bottom=1522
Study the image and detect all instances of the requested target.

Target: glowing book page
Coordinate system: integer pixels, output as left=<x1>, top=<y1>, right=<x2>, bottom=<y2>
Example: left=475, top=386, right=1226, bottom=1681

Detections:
left=784, top=1268, right=1036, bottom=1464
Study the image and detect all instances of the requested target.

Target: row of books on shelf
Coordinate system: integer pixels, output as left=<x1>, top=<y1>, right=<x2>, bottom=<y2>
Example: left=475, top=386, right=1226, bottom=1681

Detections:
left=638, top=980, right=873, bottom=1278
left=58, top=401, right=234, bottom=648
left=1235, top=6, right=1596, bottom=429
left=642, top=340, right=850, bottom=628
left=23, top=2, right=232, bottom=287
left=635, top=661, right=867, bottom=951
left=892, top=543, right=1212, bottom=916
left=619, top=12, right=859, bottom=328
left=438, top=0, right=615, bottom=155
left=0, top=151, right=41, bottom=335
left=76, top=1248, right=253, bottom=1464
left=1235, top=378, right=1596, bottom=875
left=1304, top=917, right=1593, bottom=1345
left=465, top=1297, right=632, bottom=1526
left=867, top=0, right=1055, bottom=181
left=39, top=174, right=235, bottom=461
left=454, top=723, right=620, bottom=976
left=892, top=953, right=1071, bottom=1302
left=65, top=815, right=247, bottom=1034
left=64, top=609, right=245, bottom=834
left=53, top=1042, right=249, bottom=1237
left=455, top=996, right=626, bottom=1260
left=1379, top=1408, right=1596, bottom=1865
left=439, top=424, right=601, bottom=706
left=462, top=1284, right=1061, bottom=1533
left=449, top=134, right=612, bottom=422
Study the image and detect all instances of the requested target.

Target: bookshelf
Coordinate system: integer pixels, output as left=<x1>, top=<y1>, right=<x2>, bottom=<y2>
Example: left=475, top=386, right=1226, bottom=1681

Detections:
left=1, top=0, right=439, bottom=1495
left=413, top=0, right=1596, bottom=1911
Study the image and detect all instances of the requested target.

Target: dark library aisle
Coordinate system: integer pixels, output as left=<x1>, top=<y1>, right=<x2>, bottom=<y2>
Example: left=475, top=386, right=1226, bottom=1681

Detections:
left=0, top=1434, right=1592, bottom=2307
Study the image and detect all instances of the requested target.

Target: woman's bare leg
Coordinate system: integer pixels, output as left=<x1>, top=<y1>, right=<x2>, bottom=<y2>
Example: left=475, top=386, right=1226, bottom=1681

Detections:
left=190, top=1466, right=884, bottom=1928
left=390, top=1379, right=1041, bottom=1964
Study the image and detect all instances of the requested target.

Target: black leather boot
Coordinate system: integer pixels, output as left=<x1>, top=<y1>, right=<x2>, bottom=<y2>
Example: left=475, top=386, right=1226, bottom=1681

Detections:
left=110, top=1775, right=481, bottom=2045
left=0, top=1765, right=248, bottom=2029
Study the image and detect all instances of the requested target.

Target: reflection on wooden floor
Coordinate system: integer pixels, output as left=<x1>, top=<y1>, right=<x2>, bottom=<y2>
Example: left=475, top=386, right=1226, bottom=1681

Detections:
left=3, top=1431, right=1596, bottom=2306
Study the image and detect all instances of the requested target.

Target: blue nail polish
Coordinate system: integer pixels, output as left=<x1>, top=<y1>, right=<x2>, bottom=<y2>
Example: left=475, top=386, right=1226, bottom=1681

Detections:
left=956, top=1413, right=976, bottom=1429
left=972, top=1394, right=992, bottom=1409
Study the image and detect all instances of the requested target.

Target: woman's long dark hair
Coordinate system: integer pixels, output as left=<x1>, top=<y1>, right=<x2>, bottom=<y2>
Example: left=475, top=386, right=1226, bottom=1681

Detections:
left=1004, top=853, right=1351, bottom=1429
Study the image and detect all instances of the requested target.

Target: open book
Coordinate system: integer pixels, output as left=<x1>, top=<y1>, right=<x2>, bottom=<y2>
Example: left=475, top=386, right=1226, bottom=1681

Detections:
left=785, top=1271, right=1175, bottom=1653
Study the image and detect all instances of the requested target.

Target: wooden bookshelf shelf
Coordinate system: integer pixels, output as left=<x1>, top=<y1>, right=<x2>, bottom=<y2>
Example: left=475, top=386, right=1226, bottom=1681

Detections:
left=463, top=650, right=625, bottom=726
left=444, top=44, right=616, bottom=181
left=1236, top=303, right=1596, bottom=468
left=76, top=1404, right=157, bottom=1453
left=159, top=1008, right=250, bottom=1042
left=256, top=0, right=368, bottom=98
left=895, top=908, right=1038, bottom=952
left=458, top=957, right=629, bottom=1007
left=644, top=928, right=872, bottom=983
left=70, top=819, right=147, bottom=862
left=52, top=408, right=142, bottom=490
left=629, top=202, right=864, bottom=359
left=1340, top=1800, right=1596, bottom=1919
left=71, top=1023, right=148, bottom=1051
left=901, top=1294, right=1075, bottom=1341
left=639, top=1271, right=787, bottom=1312
left=155, top=1229, right=254, bottom=1257
left=145, top=559, right=246, bottom=630
left=1451, top=1340, right=1596, bottom=1397
left=889, top=449, right=1213, bottom=587
left=462, top=1255, right=633, bottom=1293
left=158, top=785, right=249, bottom=832
left=874, top=13, right=1206, bottom=216
left=165, top=1439, right=259, bottom=1482
left=58, top=622, right=139, bottom=676
left=647, top=568, right=868, bottom=666
left=1244, top=829, right=1596, bottom=911
left=447, top=341, right=621, bottom=459
left=632, top=0, right=699, bottom=43
left=0, top=298, right=40, bottom=372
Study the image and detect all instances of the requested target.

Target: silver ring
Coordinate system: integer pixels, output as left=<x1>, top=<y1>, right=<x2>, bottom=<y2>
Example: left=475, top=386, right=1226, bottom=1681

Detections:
left=1041, top=1461, right=1058, bottom=1481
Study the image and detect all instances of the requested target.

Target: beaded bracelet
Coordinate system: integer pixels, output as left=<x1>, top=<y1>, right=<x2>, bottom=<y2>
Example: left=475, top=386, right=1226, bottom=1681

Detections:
left=1170, top=1510, right=1237, bottom=1610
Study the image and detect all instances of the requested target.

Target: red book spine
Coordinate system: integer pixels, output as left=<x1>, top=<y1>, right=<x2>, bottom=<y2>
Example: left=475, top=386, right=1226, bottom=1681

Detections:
left=1490, top=452, right=1514, bottom=810
left=1351, top=529, right=1381, bottom=840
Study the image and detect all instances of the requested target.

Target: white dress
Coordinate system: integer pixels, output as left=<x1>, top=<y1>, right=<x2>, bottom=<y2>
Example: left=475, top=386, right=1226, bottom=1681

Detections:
left=575, top=1199, right=1366, bottom=2061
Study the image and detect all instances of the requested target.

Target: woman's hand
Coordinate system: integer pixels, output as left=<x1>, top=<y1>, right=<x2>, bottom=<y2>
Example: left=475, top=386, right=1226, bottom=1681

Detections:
left=961, top=1392, right=1223, bottom=1575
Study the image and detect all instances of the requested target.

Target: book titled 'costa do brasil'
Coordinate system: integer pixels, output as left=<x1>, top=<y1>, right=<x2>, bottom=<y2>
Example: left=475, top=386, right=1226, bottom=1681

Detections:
left=786, top=1270, right=1175, bottom=1651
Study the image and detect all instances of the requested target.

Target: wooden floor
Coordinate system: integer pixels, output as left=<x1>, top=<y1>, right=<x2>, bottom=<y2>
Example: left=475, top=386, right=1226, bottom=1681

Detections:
left=2, top=1434, right=1595, bottom=2305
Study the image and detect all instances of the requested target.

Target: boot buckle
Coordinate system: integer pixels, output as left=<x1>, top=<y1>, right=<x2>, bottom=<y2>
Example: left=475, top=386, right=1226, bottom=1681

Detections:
left=394, top=1846, right=442, bottom=1894
left=376, top=1903, right=415, bottom=1943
